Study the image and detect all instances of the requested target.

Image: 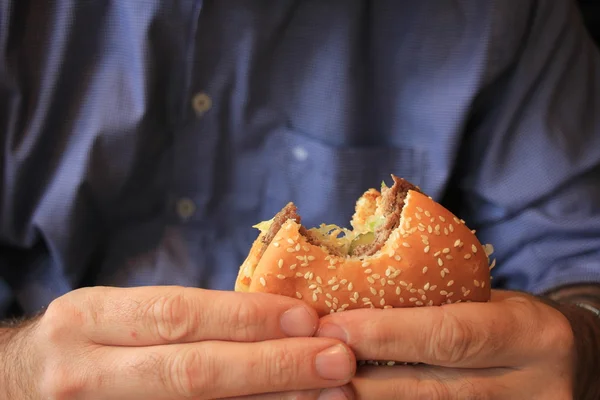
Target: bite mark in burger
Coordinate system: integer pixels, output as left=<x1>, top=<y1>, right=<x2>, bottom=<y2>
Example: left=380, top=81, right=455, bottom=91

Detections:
left=235, top=175, right=494, bottom=317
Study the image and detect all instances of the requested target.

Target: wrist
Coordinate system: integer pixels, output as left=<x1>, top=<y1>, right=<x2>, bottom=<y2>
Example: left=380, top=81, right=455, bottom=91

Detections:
left=542, top=285, right=600, bottom=400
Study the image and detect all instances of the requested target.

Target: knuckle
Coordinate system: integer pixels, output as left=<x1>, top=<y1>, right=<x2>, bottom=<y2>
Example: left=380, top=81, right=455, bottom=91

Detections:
left=415, top=378, right=452, bottom=400
left=163, top=347, right=215, bottom=398
left=145, top=288, right=191, bottom=342
left=430, top=309, right=474, bottom=364
left=227, top=297, right=265, bottom=339
left=261, top=345, right=299, bottom=388
left=40, top=299, right=82, bottom=343
left=39, top=363, right=85, bottom=400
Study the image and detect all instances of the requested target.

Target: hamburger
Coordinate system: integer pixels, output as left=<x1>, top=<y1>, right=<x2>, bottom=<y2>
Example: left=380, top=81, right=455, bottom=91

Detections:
left=235, top=175, right=494, bottom=317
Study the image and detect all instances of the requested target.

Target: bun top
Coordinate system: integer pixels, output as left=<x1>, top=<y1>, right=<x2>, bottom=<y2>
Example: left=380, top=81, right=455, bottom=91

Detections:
left=236, top=186, right=493, bottom=315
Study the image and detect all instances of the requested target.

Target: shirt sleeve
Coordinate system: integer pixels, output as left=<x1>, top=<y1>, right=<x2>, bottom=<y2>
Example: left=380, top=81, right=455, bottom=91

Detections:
left=455, top=0, right=600, bottom=294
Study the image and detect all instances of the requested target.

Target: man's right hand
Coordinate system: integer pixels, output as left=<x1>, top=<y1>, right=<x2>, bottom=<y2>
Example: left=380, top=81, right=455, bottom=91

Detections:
left=3, top=286, right=355, bottom=399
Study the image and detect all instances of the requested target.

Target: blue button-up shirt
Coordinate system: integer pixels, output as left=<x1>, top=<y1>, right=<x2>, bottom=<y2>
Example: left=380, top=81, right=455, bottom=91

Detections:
left=1, top=0, right=600, bottom=318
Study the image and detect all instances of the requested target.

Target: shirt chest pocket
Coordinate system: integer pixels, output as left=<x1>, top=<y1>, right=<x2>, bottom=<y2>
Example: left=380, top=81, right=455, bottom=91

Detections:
left=259, top=127, right=429, bottom=229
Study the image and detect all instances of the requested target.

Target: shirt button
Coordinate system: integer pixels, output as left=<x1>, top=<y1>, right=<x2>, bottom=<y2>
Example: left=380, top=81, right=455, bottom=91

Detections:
left=192, top=92, right=212, bottom=116
left=292, top=146, right=308, bottom=161
left=176, top=197, right=196, bottom=219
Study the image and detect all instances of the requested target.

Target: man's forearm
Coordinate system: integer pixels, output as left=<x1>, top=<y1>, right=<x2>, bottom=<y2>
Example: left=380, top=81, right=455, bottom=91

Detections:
left=0, top=319, right=38, bottom=399
left=544, top=284, right=600, bottom=400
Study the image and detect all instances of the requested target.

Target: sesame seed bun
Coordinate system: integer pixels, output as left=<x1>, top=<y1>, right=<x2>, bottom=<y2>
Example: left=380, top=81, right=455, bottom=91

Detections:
left=235, top=177, right=493, bottom=316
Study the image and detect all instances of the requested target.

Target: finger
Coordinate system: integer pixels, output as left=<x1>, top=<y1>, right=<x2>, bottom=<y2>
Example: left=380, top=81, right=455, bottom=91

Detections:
left=92, top=338, right=356, bottom=400
left=228, top=386, right=354, bottom=400
left=316, top=295, right=551, bottom=368
left=62, top=286, right=319, bottom=345
left=350, top=364, right=515, bottom=400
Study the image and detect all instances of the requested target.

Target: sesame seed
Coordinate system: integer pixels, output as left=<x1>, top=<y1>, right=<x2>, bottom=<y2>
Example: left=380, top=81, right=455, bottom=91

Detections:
left=341, top=304, right=350, bottom=309
left=399, top=297, right=405, bottom=303
left=415, top=213, right=422, bottom=220
left=441, top=270, right=446, bottom=278
left=399, top=281, right=408, bottom=286
left=353, top=292, right=359, bottom=299
left=474, top=280, right=480, bottom=287
left=303, top=246, right=310, bottom=252
left=370, top=287, right=377, bottom=295
left=482, top=281, right=486, bottom=288
left=437, top=258, right=444, bottom=266
left=425, top=211, right=431, bottom=217
left=396, top=287, right=401, bottom=295
left=309, top=284, right=317, bottom=290
left=409, top=297, right=417, bottom=302
left=489, top=259, right=496, bottom=270
left=380, top=278, right=386, bottom=286
left=394, top=255, right=402, bottom=261
left=402, top=242, right=411, bottom=248
left=372, top=273, right=381, bottom=279
left=463, top=290, right=471, bottom=297
left=424, top=282, right=430, bottom=291
left=325, top=300, right=332, bottom=308
left=422, top=266, right=428, bottom=274
left=362, top=261, right=371, bottom=268
left=277, top=259, right=284, bottom=268
left=364, top=268, right=373, bottom=274
left=454, top=239, right=461, bottom=247
left=464, top=254, right=472, bottom=260
left=362, top=297, right=371, bottom=303
left=295, top=243, right=301, bottom=251
left=410, top=288, right=417, bottom=293
left=307, top=255, right=315, bottom=261
left=417, top=207, right=424, bottom=212
left=312, top=293, right=318, bottom=302
left=316, top=276, right=323, bottom=284
left=260, top=277, right=266, bottom=287
left=379, top=289, right=385, bottom=297
left=442, top=248, right=450, bottom=254
left=418, top=225, right=425, bottom=231
left=286, top=248, right=294, bottom=253
left=446, top=255, right=453, bottom=260
left=449, top=224, right=454, bottom=232
left=295, top=292, right=302, bottom=299
left=296, top=272, right=303, bottom=277
left=332, top=284, right=340, bottom=291
left=277, top=274, right=286, bottom=280
left=388, top=280, right=395, bottom=285
left=472, top=244, right=478, bottom=253
left=273, top=242, right=280, bottom=247
left=461, top=286, right=467, bottom=293
left=350, top=298, right=357, bottom=303
left=421, top=295, right=427, bottom=301
left=434, top=251, right=441, bottom=257
left=290, top=264, right=297, bottom=270
left=418, top=289, right=425, bottom=295
left=427, top=226, right=433, bottom=233
left=380, top=298, right=386, bottom=306
left=326, top=293, right=332, bottom=299
left=440, top=290, right=448, bottom=295
left=444, top=228, right=449, bottom=235
left=287, top=238, right=294, bottom=244
left=447, top=280, right=455, bottom=287
left=346, top=282, right=353, bottom=291
left=424, top=246, right=430, bottom=253
left=447, top=292, right=454, bottom=297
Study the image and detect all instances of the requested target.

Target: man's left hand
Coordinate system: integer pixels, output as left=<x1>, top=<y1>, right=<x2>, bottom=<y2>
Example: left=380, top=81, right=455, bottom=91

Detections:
left=317, top=290, right=575, bottom=399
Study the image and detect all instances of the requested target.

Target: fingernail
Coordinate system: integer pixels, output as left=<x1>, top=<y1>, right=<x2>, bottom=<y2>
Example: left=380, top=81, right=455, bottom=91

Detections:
left=315, top=344, right=353, bottom=381
left=317, top=323, right=348, bottom=343
left=280, top=306, right=317, bottom=337
left=318, top=387, right=349, bottom=400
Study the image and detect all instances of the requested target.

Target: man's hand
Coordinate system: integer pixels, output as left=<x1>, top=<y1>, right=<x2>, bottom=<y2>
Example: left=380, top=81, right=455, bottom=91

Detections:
left=2, top=286, right=356, bottom=399
left=317, top=290, right=576, bottom=399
